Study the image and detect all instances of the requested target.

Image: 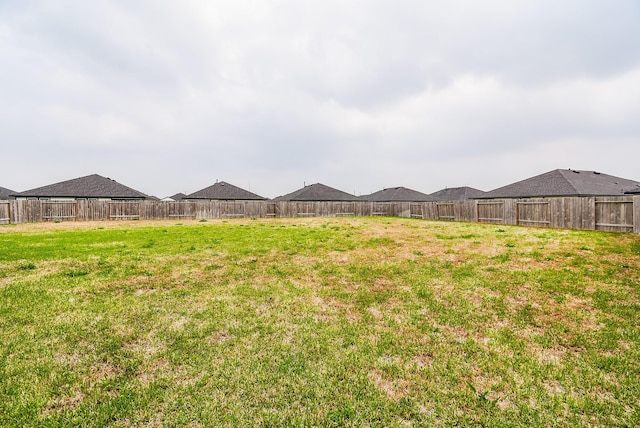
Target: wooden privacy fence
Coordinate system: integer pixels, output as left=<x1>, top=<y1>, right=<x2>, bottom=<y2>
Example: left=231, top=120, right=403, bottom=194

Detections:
left=3, top=196, right=640, bottom=234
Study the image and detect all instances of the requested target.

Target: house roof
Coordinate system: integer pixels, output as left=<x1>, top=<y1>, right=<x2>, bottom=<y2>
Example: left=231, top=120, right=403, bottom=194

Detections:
left=428, top=186, right=486, bottom=201
left=168, top=193, right=187, bottom=201
left=362, top=186, right=437, bottom=202
left=14, top=174, right=149, bottom=199
left=626, top=187, right=640, bottom=195
left=0, top=186, right=16, bottom=199
left=186, top=181, right=266, bottom=200
left=479, top=169, right=640, bottom=199
left=274, top=183, right=359, bottom=201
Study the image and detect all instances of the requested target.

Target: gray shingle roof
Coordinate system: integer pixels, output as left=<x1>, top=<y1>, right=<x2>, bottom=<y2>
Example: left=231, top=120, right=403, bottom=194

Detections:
left=428, top=186, right=485, bottom=201
left=0, top=186, right=16, bottom=199
left=274, top=183, right=359, bottom=201
left=186, top=181, right=266, bottom=200
left=479, top=169, right=640, bottom=199
left=168, top=193, right=187, bottom=201
left=14, top=174, right=149, bottom=199
left=362, top=186, right=437, bottom=202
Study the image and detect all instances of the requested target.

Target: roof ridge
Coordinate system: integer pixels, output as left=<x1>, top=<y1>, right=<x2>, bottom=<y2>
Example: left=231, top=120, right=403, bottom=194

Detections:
left=14, top=174, right=149, bottom=198
left=558, top=169, right=581, bottom=195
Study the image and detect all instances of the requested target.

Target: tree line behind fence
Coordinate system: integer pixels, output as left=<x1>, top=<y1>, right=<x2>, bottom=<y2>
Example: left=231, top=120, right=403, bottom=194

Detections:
left=1, top=196, right=639, bottom=234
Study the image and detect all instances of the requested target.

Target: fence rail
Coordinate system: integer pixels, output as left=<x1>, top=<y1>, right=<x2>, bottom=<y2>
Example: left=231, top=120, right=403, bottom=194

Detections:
left=1, top=196, right=639, bottom=234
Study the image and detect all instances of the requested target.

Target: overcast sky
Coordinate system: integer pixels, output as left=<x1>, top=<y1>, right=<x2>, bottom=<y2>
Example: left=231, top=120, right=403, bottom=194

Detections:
left=2, top=1, right=639, bottom=198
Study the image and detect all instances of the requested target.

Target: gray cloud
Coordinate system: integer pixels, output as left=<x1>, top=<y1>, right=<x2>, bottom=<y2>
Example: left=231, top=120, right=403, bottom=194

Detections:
left=1, top=0, right=639, bottom=198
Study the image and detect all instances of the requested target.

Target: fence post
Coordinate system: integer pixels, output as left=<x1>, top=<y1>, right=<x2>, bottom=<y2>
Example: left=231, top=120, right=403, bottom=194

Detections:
left=634, top=195, right=640, bottom=234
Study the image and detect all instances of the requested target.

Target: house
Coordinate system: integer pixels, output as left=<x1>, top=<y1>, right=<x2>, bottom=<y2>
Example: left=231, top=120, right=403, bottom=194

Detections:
left=273, top=183, right=359, bottom=201
left=12, top=174, right=150, bottom=201
left=478, top=169, right=640, bottom=199
left=185, top=181, right=266, bottom=201
left=428, top=186, right=485, bottom=201
left=362, top=186, right=436, bottom=202
left=0, top=186, right=16, bottom=200
left=161, top=193, right=187, bottom=202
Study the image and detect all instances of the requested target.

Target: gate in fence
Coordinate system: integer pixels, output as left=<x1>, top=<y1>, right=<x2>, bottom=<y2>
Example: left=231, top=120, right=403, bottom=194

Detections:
left=477, top=201, right=504, bottom=224
left=168, top=202, right=195, bottom=219
left=295, top=202, right=316, bottom=217
left=333, top=202, right=356, bottom=217
left=108, top=201, right=141, bottom=220
left=42, top=201, right=77, bottom=221
left=410, top=203, right=424, bottom=219
left=436, top=202, right=455, bottom=220
left=595, top=199, right=634, bottom=232
left=265, top=202, right=276, bottom=217
left=516, top=201, right=550, bottom=227
left=371, top=202, right=392, bottom=216
left=220, top=201, right=245, bottom=218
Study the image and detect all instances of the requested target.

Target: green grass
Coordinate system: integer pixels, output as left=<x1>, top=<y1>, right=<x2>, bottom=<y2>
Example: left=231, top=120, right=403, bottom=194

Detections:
left=1, top=218, right=639, bottom=427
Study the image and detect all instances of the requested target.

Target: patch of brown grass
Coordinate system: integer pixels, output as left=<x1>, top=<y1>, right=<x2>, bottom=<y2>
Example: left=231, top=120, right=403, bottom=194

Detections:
left=40, top=392, right=85, bottom=417
left=368, top=369, right=410, bottom=401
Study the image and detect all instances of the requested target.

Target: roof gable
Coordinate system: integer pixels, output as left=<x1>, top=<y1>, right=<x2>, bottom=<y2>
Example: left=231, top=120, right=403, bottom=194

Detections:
left=186, top=181, right=266, bottom=200
left=428, top=186, right=485, bottom=201
left=15, top=174, right=149, bottom=199
left=363, top=186, right=436, bottom=202
left=274, top=183, right=359, bottom=201
left=0, top=186, right=16, bottom=199
left=480, top=169, right=640, bottom=198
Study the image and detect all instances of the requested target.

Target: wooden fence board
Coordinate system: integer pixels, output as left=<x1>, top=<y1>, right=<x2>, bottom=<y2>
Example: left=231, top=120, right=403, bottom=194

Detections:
left=634, top=196, right=640, bottom=234
left=582, top=197, right=596, bottom=230
left=0, top=202, right=9, bottom=224
left=503, top=199, right=516, bottom=225
left=459, top=200, right=476, bottom=222
left=549, top=198, right=563, bottom=229
left=564, top=197, right=574, bottom=229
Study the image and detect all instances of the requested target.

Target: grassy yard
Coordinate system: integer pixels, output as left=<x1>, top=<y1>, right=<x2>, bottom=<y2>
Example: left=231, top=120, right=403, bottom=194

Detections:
left=1, top=217, right=639, bottom=427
